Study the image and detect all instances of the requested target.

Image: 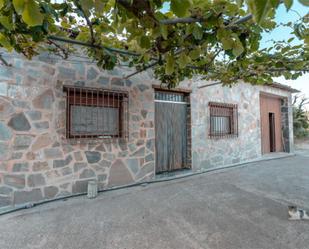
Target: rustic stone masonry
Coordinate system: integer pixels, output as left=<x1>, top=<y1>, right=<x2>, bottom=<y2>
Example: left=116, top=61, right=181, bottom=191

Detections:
left=190, top=81, right=294, bottom=170
left=0, top=54, right=157, bottom=207
left=281, top=98, right=290, bottom=153
left=0, top=53, right=294, bottom=208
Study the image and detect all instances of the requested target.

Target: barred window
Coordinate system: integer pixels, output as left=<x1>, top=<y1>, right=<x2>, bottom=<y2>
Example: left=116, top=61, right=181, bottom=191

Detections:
left=209, top=102, right=238, bottom=138
left=64, top=86, right=129, bottom=139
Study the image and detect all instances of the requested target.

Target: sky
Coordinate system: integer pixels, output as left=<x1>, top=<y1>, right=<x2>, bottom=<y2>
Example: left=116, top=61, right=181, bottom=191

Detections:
left=264, top=1, right=308, bottom=108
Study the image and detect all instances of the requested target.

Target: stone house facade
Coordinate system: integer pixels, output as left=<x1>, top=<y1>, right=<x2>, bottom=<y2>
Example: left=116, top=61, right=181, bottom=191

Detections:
left=0, top=53, right=297, bottom=208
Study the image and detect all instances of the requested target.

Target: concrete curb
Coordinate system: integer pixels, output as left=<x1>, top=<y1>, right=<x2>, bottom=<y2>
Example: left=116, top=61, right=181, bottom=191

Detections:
left=0, top=153, right=296, bottom=216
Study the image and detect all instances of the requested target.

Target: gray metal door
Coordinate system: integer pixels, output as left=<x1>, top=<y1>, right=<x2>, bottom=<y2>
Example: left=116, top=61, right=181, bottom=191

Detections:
left=155, top=91, right=189, bottom=173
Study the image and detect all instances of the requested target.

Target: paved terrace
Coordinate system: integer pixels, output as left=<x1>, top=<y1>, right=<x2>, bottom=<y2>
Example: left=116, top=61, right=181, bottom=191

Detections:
left=0, top=148, right=309, bottom=249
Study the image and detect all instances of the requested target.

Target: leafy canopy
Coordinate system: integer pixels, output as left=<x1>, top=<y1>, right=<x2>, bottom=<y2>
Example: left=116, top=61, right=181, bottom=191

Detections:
left=0, top=0, right=308, bottom=87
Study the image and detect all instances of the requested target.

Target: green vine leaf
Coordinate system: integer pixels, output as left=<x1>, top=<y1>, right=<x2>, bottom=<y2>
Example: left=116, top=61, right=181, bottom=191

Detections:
left=140, top=35, right=151, bottom=49
left=192, top=25, right=203, bottom=40
left=284, top=0, right=293, bottom=9
left=298, top=0, right=309, bottom=6
left=0, top=33, right=12, bottom=51
left=237, top=0, right=244, bottom=7
left=0, top=0, right=306, bottom=87
left=171, top=0, right=192, bottom=17
left=22, top=0, right=43, bottom=27
left=232, top=39, right=244, bottom=57
left=160, top=25, right=168, bottom=40
left=0, top=0, right=4, bottom=9
left=178, top=53, right=191, bottom=69
left=165, top=54, right=175, bottom=75
left=246, top=0, right=280, bottom=24
left=13, top=0, right=25, bottom=14
left=0, top=16, right=13, bottom=30
left=189, top=47, right=201, bottom=60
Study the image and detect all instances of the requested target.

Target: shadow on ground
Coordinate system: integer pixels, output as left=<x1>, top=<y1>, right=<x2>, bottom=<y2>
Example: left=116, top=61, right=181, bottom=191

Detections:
left=1, top=150, right=309, bottom=249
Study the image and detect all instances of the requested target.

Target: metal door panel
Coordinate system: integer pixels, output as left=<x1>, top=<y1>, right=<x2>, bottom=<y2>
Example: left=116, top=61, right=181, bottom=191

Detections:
left=155, top=101, right=188, bottom=173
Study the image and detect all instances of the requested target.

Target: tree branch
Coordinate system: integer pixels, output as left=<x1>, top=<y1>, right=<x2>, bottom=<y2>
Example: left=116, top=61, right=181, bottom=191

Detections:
left=47, top=39, right=70, bottom=59
left=292, top=95, right=299, bottom=105
left=160, top=17, right=204, bottom=25
left=159, top=14, right=253, bottom=27
left=116, top=0, right=157, bottom=23
left=124, top=61, right=159, bottom=79
left=124, top=48, right=186, bottom=79
left=0, top=53, right=10, bottom=66
left=226, top=14, right=253, bottom=27
left=198, top=81, right=223, bottom=89
left=73, top=0, right=95, bottom=44
left=48, top=35, right=141, bottom=57
left=268, top=68, right=309, bottom=72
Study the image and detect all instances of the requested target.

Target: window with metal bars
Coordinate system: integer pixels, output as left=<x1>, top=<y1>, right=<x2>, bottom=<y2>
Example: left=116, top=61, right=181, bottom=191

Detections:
left=64, top=86, right=129, bottom=139
left=154, top=91, right=186, bottom=102
left=209, top=102, right=238, bottom=138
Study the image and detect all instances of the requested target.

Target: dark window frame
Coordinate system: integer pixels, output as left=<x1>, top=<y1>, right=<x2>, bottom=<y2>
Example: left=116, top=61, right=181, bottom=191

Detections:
left=64, top=86, right=129, bottom=139
left=209, top=102, right=238, bottom=139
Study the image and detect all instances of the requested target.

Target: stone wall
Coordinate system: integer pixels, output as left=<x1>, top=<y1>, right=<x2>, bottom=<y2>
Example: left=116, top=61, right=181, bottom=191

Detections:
left=190, top=81, right=293, bottom=170
left=0, top=53, right=294, bottom=208
left=281, top=98, right=290, bottom=152
left=0, top=54, right=157, bottom=208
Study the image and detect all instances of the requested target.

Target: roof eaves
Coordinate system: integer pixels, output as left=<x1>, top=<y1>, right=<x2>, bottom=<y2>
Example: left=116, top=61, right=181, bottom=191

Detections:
left=268, top=82, right=300, bottom=93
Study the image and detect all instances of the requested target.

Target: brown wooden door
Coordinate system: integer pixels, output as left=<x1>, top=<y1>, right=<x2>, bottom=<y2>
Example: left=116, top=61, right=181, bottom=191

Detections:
left=155, top=98, right=188, bottom=173
left=260, top=94, right=283, bottom=154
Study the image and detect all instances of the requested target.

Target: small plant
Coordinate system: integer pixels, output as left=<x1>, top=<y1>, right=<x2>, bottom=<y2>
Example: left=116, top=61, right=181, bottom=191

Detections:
left=293, top=95, right=309, bottom=139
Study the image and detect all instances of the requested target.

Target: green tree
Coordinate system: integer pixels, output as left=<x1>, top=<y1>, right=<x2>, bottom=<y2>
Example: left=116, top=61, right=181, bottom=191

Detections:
left=293, top=95, right=309, bottom=138
left=0, top=0, right=308, bottom=87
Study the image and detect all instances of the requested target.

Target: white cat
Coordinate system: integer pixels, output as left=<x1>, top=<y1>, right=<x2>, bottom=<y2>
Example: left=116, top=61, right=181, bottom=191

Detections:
left=288, top=206, right=309, bottom=220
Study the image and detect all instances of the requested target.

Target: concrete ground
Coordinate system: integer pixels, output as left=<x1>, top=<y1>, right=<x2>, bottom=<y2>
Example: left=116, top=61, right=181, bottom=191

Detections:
left=1, top=150, right=309, bottom=249
left=295, top=139, right=309, bottom=158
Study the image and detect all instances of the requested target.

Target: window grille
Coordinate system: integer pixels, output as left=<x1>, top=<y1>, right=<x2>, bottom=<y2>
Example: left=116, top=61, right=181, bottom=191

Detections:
left=209, top=102, right=238, bottom=138
left=155, top=91, right=186, bottom=102
left=64, top=86, right=129, bottom=139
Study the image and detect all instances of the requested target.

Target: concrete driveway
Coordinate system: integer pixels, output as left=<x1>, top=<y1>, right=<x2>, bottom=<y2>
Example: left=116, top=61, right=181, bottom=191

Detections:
left=1, top=151, right=309, bottom=249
